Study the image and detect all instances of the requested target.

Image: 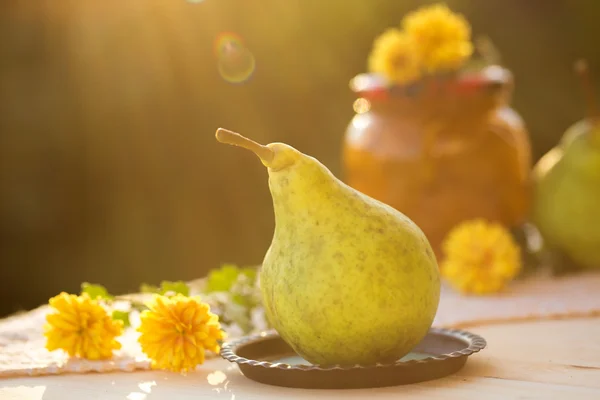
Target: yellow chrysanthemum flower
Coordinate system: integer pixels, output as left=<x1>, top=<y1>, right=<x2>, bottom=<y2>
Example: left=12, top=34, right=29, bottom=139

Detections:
left=44, top=292, right=124, bottom=359
left=137, top=294, right=226, bottom=373
left=440, top=219, right=522, bottom=295
left=402, top=3, right=473, bottom=72
left=368, top=28, right=421, bottom=85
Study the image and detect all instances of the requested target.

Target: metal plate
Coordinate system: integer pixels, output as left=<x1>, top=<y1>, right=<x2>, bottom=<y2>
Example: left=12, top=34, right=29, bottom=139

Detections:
left=220, top=327, right=486, bottom=389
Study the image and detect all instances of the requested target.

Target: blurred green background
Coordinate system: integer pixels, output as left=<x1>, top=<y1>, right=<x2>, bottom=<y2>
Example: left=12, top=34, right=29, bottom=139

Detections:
left=1, top=0, right=599, bottom=316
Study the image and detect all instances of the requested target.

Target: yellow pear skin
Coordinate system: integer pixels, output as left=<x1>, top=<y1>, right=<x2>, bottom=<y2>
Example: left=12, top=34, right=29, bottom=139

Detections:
left=216, top=128, right=440, bottom=366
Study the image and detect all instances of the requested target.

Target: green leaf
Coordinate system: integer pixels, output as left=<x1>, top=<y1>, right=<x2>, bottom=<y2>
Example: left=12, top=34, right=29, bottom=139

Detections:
left=241, top=267, right=258, bottom=282
left=205, top=264, right=257, bottom=293
left=140, top=283, right=160, bottom=293
left=159, top=281, right=190, bottom=296
left=112, top=310, right=131, bottom=328
left=81, top=283, right=114, bottom=300
left=232, top=293, right=251, bottom=306
left=139, top=281, right=190, bottom=297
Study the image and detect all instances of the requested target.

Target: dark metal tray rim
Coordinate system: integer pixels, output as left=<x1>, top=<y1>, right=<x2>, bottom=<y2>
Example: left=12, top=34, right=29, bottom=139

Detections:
left=220, top=327, right=487, bottom=372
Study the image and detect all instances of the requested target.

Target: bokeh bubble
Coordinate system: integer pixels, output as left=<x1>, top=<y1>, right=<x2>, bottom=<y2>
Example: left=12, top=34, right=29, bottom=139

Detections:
left=213, top=32, right=243, bottom=58
left=214, top=32, right=256, bottom=84
left=353, top=98, right=371, bottom=114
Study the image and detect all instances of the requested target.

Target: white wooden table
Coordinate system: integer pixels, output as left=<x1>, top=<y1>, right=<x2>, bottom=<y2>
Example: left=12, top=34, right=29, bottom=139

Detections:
left=1, top=316, right=599, bottom=399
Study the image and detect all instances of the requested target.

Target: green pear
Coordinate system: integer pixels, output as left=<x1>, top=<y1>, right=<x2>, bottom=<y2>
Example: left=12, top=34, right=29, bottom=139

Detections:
left=532, top=60, right=600, bottom=271
left=215, top=128, right=440, bottom=366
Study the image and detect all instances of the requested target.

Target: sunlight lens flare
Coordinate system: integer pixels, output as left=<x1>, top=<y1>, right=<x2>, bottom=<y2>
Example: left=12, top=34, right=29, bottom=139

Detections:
left=214, top=32, right=256, bottom=84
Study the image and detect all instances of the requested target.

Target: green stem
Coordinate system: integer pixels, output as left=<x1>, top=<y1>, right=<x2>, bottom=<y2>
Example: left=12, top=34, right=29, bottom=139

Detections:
left=574, top=59, right=600, bottom=145
left=574, top=59, right=599, bottom=121
left=215, top=128, right=275, bottom=166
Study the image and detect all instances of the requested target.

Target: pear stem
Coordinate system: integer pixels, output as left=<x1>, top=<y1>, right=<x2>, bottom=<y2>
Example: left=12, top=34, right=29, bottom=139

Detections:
left=215, top=128, right=274, bottom=164
left=574, top=59, right=599, bottom=121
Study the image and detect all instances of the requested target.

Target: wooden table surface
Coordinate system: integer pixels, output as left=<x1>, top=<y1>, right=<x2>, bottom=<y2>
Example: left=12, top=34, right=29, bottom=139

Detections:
left=1, top=316, right=599, bottom=400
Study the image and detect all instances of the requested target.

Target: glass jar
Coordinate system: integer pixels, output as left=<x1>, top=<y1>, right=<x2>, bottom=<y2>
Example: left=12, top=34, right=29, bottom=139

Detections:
left=342, top=66, right=532, bottom=258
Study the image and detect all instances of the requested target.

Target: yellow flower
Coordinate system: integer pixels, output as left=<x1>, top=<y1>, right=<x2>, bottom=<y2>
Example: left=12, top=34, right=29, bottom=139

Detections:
left=137, top=294, right=226, bottom=373
left=367, top=28, right=421, bottom=85
left=402, top=3, right=473, bottom=72
left=44, top=292, right=124, bottom=359
left=440, top=219, right=522, bottom=295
